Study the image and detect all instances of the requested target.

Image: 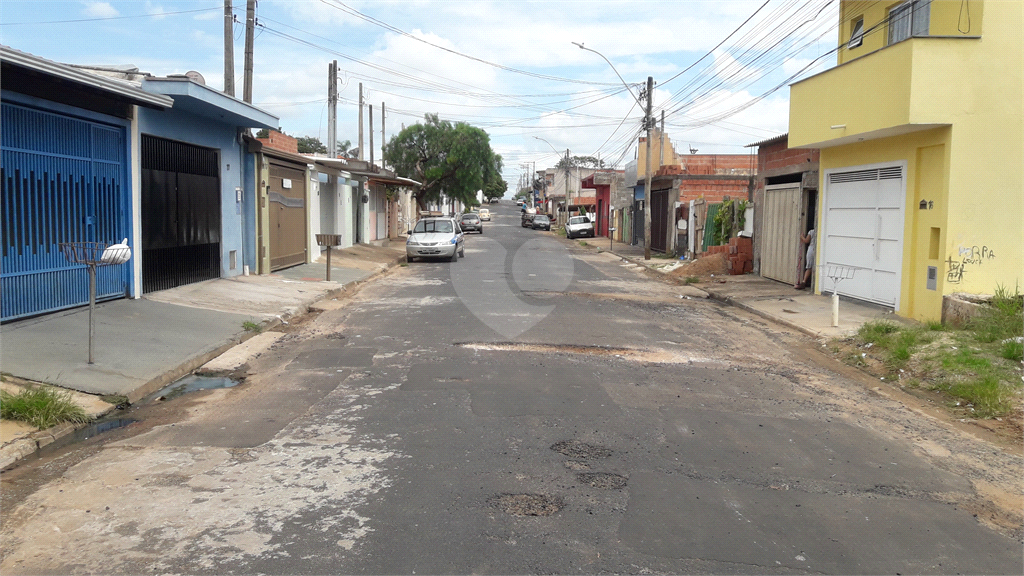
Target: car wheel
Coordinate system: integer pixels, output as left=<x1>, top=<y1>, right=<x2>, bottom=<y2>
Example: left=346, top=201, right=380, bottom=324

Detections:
left=450, top=250, right=459, bottom=262
left=407, top=256, right=416, bottom=263
left=459, top=245, right=465, bottom=257
left=479, top=227, right=483, bottom=234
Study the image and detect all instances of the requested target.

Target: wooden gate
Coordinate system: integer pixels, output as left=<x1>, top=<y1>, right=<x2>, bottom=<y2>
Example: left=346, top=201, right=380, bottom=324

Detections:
left=760, top=184, right=802, bottom=284
left=268, top=161, right=307, bottom=270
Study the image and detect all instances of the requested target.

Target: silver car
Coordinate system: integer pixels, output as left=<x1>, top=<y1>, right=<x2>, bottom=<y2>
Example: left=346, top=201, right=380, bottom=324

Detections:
left=406, top=217, right=465, bottom=262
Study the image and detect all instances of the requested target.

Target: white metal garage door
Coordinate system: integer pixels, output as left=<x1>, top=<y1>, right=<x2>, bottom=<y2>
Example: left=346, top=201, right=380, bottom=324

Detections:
left=761, top=184, right=802, bottom=284
left=822, top=164, right=905, bottom=308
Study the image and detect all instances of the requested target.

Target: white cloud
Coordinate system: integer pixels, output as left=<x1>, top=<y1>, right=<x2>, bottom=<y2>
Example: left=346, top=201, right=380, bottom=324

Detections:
left=82, top=1, right=119, bottom=18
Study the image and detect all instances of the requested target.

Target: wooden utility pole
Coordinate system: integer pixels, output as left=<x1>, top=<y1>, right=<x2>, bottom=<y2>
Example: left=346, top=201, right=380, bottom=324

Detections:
left=358, top=83, right=364, bottom=160
left=223, top=0, right=234, bottom=97
left=242, top=0, right=255, bottom=103
left=643, top=76, right=653, bottom=260
left=327, top=61, right=337, bottom=156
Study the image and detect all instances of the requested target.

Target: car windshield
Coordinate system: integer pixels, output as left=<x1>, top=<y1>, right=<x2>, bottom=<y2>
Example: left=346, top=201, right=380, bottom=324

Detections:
left=535, top=216, right=549, bottom=222
left=569, top=216, right=591, bottom=225
left=414, top=220, right=453, bottom=234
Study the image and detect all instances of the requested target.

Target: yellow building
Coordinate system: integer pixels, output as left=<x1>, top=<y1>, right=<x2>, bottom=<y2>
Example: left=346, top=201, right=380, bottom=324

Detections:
left=788, top=0, right=1022, bottom=321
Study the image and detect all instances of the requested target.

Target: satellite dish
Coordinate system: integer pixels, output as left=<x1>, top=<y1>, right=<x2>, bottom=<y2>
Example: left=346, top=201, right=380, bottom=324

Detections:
left=184, top=71, right=206, bottom=85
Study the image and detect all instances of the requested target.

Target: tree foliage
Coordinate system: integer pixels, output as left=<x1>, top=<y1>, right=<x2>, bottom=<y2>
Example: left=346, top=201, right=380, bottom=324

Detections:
left=555, top=155, right=605, bottom=170
left=384, top=114, right=500, bottom=209
left=296, top=136, right=328, bottom=155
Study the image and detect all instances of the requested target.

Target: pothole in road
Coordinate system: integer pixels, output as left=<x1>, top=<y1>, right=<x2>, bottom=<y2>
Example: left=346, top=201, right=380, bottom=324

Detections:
left=551, top=440, right=612, bottom=459
left=576, top=472, right=628, bottom=489
left=488, top=493, right=565, bottom=516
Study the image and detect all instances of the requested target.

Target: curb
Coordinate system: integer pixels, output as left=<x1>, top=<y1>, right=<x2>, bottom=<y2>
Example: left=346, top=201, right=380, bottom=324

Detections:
left=0, top=418, right=109, bottom=472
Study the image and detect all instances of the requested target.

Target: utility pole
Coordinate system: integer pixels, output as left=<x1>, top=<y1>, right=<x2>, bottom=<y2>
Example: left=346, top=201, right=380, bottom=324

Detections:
left=242, top=0, right=255, bottom=103
left=327, top=60, right=337, bottom=157
left=369, top=104, right=375, bottom=166
left=223, top=0, right=234, bottom=97
left=381, top=101, right=386, bottom=168
left=564, top=149, right=571, bottom=214
left=643, top=76, right=653, bottom=260
left=358, top=83, right=364, bottom=161
left=660, top=110, right=666, bottom=165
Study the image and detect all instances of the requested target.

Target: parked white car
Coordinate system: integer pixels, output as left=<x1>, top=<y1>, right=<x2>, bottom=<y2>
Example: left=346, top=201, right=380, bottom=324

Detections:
left=565, top=215, right=595, bottom=239
left=406, top=217, right=465, bottom=262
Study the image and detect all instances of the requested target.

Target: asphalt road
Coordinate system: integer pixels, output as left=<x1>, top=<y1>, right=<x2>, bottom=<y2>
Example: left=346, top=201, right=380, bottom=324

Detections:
left=2, top=203, right=1021, bottom=575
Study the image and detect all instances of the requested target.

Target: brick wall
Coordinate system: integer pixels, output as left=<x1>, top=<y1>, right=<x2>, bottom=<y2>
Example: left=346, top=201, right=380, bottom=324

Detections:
left=257, top=130, right=299, bottom=154
left=758, top=139, right=818, bottom=174
left=678, top=178, right=751, bottom=203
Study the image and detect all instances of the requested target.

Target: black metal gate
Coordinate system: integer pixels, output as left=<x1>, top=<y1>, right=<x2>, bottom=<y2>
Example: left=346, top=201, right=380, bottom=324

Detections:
left=141, top=136, right=220, bottom=293
left=650, top=188, right=669, bottom=253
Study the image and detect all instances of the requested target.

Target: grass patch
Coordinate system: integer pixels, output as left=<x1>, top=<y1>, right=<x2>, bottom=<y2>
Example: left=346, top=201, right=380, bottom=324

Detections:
left=242, top=320, right=262, bottom=333
left=1, top=386, right=92, bottom=429
left=556, top=227, right=567, bottom=237
left=968, top=284, right=1023, bottom=343
left=1000, top=338, right=1023, bottom=362
left=941, top=375, right=1012, bottom=418
left=684, top=276, right=701, bottom=285
left=856, top=320, right=926, bottom=369
left=578, top=240, right=588, bottom=247
left=925, top=320, right=945, bottom=331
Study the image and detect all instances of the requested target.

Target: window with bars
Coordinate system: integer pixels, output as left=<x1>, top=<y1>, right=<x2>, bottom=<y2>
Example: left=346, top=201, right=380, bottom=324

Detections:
left=888, top=0, right=931, bottom=45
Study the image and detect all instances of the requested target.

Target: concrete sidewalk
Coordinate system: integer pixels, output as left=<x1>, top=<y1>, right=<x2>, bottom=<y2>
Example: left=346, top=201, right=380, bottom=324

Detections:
left=1, top=244, right=405, bottom=469
left=602, top=239, right=895, bottom=339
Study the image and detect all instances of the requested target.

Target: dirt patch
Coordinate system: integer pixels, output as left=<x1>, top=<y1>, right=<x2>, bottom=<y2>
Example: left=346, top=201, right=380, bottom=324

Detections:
left=669, top=253, right=729, bottom=279
left=487, top=493, right=564, bottom=516
left=551, top=440, right=612, bottom=459
left=576, top=472, right=628, bottom=489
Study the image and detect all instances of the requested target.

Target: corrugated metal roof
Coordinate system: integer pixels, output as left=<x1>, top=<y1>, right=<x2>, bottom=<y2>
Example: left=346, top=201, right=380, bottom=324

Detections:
left=745, top=133, right=788, bottom=149
left=1, top=45, right=173, bottom=109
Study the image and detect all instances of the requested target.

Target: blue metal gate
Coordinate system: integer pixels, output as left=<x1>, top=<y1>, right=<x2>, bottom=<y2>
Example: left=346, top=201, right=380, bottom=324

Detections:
left=1, top=102, right=130, bottom=321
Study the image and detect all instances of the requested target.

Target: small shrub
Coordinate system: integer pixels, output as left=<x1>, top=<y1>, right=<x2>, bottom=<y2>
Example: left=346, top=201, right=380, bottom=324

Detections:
left=925, top=320, right=945, bottom=331
left=242, top=320, right=262, bottom=333
left=685, top=276, right=700, bottom=285
left=0, top=386, right=91, bottom=429
left=578, top=240, right=588, bottom=247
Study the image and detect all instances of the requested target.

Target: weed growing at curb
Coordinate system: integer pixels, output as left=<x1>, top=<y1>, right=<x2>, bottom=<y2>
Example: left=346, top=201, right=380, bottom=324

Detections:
left=684, top=277, right=701, bottom=285
left=578, top=240, right=588, bottom=247
left=242, top=319, right=262, bottom=333
left=1, top=386, right=92, bottom=429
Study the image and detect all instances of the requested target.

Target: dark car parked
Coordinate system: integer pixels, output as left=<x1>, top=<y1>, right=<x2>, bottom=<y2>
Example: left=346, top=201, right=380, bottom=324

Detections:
left=531, top=214, right=551, bottom=230
left=459, top=213, right=483, bottom=234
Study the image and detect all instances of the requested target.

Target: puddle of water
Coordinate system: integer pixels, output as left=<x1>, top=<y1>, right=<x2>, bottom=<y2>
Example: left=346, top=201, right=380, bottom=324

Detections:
left=38, top=418, right=137, bottom=456
left=149, top=375, right=239, bottom=402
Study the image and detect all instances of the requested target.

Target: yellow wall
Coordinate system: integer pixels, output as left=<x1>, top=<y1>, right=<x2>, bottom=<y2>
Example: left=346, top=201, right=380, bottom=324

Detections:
left=839, top=0, right=985, bottom=65
left=636, top=128, right=676, bottom=178
left=801, top=0, right=1022, bottom=320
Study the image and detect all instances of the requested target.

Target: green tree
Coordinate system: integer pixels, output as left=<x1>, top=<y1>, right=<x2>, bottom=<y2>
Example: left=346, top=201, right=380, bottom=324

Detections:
left=384, top=114, right=500, bottom=210
left=555, top=155, right=605, bottom=170
left=337, top=139, right=353, bottom=158
left=296, top=136, right=328, bottom=155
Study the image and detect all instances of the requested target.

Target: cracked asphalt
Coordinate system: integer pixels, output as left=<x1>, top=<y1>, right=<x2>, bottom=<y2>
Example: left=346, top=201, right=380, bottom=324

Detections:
left=1, top=205, right=1021, bottom=574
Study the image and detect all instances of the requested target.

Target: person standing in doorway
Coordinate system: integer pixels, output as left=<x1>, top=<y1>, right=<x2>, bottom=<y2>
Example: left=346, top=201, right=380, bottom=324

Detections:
left=796, top=228, right=816, bottom=289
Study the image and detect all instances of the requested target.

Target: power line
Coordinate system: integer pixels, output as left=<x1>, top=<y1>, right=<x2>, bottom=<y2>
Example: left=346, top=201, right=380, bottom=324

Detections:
left=0, top=6, right=223, bottom=26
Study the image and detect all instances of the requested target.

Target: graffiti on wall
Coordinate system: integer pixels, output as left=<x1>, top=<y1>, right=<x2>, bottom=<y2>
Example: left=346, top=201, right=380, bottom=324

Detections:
left=946, top=245, right=996, bottom=284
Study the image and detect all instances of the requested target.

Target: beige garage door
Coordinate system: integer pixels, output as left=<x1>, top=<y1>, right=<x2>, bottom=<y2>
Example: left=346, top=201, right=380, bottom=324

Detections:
left=760, top=184, right=802, bottom=284
left=268, top=161, right=307, bottom=271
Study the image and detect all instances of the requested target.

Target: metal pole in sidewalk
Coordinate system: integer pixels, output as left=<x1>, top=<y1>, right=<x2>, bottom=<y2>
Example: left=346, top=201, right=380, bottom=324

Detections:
left=326, top=247, right=332, bottom=282
left=88, top=264, right=96, bottom=365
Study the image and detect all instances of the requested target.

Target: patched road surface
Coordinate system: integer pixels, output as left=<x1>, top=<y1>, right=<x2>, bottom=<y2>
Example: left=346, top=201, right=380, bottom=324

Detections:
left=2, top=206, right=1021, bottom=574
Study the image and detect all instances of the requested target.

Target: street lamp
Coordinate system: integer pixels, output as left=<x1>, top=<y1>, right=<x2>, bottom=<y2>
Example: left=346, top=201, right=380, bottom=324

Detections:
left=574, top=42, right=654, bottom=260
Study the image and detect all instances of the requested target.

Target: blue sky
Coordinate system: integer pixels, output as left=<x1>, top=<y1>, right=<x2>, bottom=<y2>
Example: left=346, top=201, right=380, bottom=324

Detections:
left=1, top=0, right=840, bottom=191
